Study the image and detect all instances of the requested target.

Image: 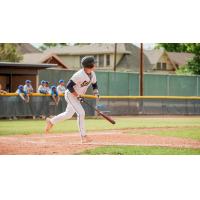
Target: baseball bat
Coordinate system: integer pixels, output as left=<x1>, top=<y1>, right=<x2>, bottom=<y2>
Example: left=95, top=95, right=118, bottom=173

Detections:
left=83, top=99, right=116, bottom=124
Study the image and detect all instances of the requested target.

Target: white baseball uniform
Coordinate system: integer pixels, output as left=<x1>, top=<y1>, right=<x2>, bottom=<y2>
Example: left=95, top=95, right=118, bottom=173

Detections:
left=24, top=84, right=33, bottom=93
left=50, top=69, right=97, bottom=136
left=57, top=85, right=66, bottom=94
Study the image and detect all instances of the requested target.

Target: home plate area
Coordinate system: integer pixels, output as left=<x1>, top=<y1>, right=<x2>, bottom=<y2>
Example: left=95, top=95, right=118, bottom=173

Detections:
left=1, top=130, right=200, bottom=155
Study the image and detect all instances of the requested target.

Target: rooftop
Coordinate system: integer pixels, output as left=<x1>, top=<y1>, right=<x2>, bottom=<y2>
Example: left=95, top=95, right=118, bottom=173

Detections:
left=0, top=62, right=57, bottom=69
left=44, top=43, right=131, bottom=55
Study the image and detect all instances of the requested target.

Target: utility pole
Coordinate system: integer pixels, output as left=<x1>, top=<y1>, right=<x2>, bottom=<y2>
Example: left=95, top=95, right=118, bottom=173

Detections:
left=113, top=43, right=117, bottom=71
left=140, top=43, right=144, bottom=96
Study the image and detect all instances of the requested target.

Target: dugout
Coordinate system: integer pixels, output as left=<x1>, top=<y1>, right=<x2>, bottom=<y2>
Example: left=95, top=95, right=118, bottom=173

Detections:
left=0, top=62, right=57, bottom=92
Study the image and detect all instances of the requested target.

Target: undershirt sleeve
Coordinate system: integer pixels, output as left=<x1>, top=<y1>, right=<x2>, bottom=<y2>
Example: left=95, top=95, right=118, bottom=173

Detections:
left=66, top=80, right=76, bottom=93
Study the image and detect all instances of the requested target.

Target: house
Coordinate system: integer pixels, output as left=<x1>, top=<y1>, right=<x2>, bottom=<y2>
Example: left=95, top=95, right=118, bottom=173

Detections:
left=0, top=62, right=56, bottom=92
left=44, top=43, right=144, bottom=71
left=167, top=52, right=194, bottom=69
left=22, top=53, right=68, bottom=69
left=144, top=49, right=194, bottom=74
left=116, top=43, right=151, bottom=72
left=20, top=43, right=194, bottom=74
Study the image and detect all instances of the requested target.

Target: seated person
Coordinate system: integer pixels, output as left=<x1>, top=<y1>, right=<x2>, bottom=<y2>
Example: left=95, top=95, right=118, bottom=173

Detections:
left=24, top=80, right=33, bottom=94
left=0, top=83, right=7, bottom=94
left=50, top=85, right=60, bottom=106
left=45, top=81, right=50, bottom=94
left=56, top=79, right=66, bottom=95
left=37, top=80, right=48, bottom=94
left=16, top=85, right=29, bottom=103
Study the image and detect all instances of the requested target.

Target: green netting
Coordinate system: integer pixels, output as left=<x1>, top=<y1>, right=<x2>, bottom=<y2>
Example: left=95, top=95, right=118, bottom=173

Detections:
left=144, top=74, right=168, bottom=96
left=96, top=72, right=109, bottom=95
left=169, top=75, right=198, bottom=96
left=39, top=69, right=200, bottom=96
left=128, top=73, right=139, bottom=96
left=198, top=77, right=200, bottom=96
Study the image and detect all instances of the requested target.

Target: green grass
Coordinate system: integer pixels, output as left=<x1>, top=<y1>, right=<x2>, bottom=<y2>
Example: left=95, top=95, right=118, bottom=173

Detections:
left=127, top=127, right=200, bottom=140
left=81, top=146, right=200, bottom=155
left=0, top=117, right=200, bottom=136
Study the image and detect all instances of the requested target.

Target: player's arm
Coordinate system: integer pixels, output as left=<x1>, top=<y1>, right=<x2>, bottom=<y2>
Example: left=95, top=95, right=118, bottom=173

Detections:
left=66, top=80, right=79, bottom=97
left=91, top=74, right=99, bottom=97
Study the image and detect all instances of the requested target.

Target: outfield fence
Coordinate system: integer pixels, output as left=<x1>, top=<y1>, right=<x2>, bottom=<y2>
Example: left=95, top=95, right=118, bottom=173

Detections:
left=0, top=94, right=200, bottom=118
left=0, top=94, right=95, bottom=118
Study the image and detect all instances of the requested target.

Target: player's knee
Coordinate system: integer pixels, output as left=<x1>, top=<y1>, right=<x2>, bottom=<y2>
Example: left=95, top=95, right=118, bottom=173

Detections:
left=78, top=110, right=85, bottom=118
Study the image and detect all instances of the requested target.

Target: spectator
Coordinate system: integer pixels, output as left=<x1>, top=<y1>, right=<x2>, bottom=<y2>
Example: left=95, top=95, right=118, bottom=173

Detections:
left=45, top=81, right=50, bottom=94
left=0, top=83, right=7, bottom=94
left=37, top=80, right=48, bottom=94
left=24, top=80, right=33, bottom=94
left=50, top=85, right=60, bottom=106
left=57, top=79, right=66, bottom=95
left=16, top=85, right=29, bottom=103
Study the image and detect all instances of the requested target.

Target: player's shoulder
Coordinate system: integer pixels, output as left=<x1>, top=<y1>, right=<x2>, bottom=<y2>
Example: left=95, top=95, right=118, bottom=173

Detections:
left=73, top=69, right=84, bottom=77
left=92, top=71, right=96, bottom=76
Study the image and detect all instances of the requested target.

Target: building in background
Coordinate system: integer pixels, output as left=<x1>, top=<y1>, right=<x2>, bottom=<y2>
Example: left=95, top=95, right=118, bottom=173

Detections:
left=43, top=43, right=132, bottom=70
left=19, top=43, right=194, bottom=74
left=144, top=49, right=194, bottom=74
left=22, top=53, right=68, bottom=69
left=0, top=62, right=56, bottom=92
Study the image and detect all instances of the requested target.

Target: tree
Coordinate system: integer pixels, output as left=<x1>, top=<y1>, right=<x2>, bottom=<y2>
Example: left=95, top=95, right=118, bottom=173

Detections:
left=39, top=43, right=70, bottom=51
left=0, top=43, right=22, bottom=62
left=156, top=43, right=200, bottom=75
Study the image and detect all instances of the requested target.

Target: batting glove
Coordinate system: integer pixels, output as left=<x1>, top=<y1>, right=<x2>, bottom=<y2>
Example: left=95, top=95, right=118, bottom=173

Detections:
left=77, top=96, right=84, bottom=102
left=93, top=89, right=100, bottom=99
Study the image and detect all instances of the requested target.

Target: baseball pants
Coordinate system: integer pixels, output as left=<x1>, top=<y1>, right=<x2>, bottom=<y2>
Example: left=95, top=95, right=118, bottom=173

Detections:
left=50, top=91, right=86, bottom=136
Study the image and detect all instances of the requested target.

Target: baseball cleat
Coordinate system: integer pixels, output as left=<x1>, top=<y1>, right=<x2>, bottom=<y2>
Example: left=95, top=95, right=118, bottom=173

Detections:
left=81, top=135, right=92, bottom=143
left=45, top=118, right=53, bottom=134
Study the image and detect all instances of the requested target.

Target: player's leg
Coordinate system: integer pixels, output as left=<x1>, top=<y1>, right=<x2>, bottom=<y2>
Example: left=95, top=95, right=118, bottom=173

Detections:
left=65, top=92, right=92, bottom=143
left=45, top=102, right=75, bottom=133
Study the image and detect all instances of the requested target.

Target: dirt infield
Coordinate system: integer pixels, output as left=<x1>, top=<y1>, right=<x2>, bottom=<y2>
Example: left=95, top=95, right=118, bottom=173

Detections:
left=1, top=129, right=200, bottom=155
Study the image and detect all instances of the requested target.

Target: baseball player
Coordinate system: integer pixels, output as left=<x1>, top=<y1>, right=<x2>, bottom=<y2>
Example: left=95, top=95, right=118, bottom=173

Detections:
left=23, top=80, right=33, bottom=94
left=45, top=81, right=50, bottom=94
left=16, top=85, right=29, bottom=103
left=45, top=56, right=99, bottom=143
left=37, top=80, right=48, bottom=94
left=57, top=79, right=66, bottom=95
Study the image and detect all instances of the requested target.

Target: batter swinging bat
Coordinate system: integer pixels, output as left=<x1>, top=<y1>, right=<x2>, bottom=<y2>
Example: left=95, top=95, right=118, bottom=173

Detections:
left=83, top=99, right=116, bottom=124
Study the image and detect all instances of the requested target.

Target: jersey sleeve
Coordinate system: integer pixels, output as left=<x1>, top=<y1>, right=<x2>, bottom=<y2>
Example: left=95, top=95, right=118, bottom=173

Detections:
left=70, top=73, right=80, bottom=84
left=92, top=72, right=97, bottom=84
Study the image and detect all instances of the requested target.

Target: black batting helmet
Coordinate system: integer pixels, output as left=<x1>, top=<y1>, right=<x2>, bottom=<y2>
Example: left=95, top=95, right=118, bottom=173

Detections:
left=81, top=56, right=96, bottom=68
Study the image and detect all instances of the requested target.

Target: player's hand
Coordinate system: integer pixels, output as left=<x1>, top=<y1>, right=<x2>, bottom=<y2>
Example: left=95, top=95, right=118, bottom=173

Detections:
left=77, top=96, right=84, bottom=102
left=93, top=89, right=100, bottom=99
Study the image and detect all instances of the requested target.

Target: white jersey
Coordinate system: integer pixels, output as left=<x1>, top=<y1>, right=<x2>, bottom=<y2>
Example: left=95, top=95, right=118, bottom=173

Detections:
left=57, top=85, right=66, bottom=94
left=70, top=69, right=97, bottom=95
left=38, top=85, right=48, bottom=94
left=24, top=84, right=33, bottom=93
